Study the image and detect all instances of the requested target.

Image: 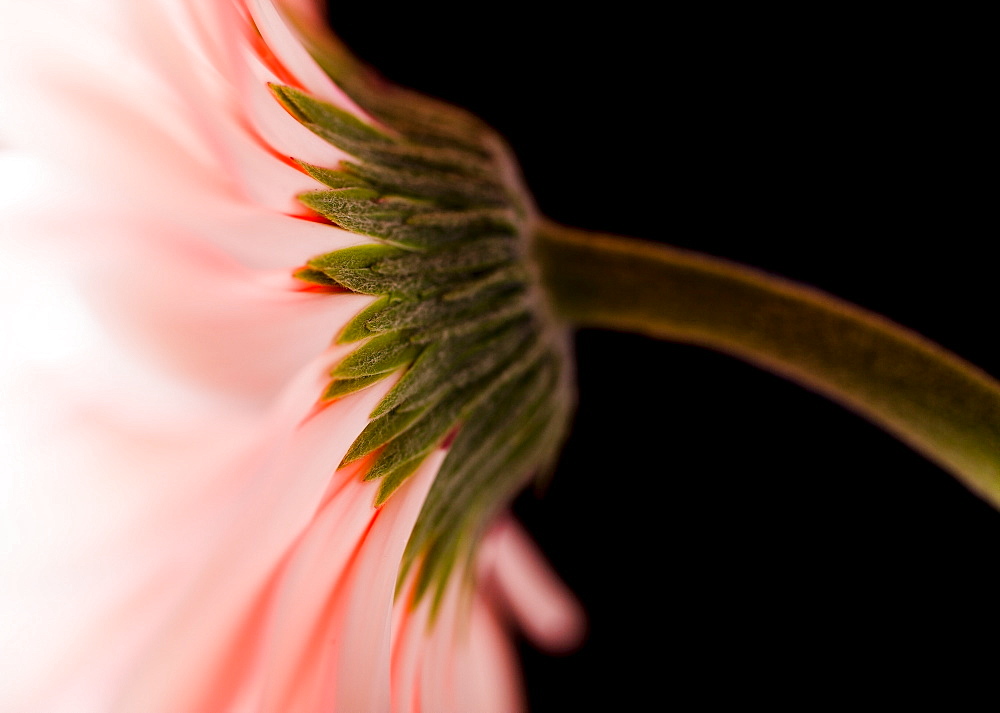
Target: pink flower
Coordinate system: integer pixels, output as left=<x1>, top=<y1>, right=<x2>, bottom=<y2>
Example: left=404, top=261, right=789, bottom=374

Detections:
left=0, top=1, right=583, bottom=711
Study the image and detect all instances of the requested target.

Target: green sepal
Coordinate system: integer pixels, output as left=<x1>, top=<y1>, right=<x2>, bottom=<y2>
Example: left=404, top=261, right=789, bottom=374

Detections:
left=327, top=270, right=453, bottom=302
left=407, top=289, right=533, bottom=344
left=322, top=373, right=386, bottom=401
left=398, top=520, right=467, bottom=613
left=337, top=295, right=395, bottom=343
left=371, top=318, right=536, bottom=418
left=442, top=378, right=565, bottom=520
left=334, top=133, right=497, bottom=180
left=357, top=334, right=552, bottom=500
left=304, top=189, right=518, bottom=250
left=438, top=263, right=528, bottom=302
left=270, top=84, right=395, bottom=146
left=344, top=324, right=548, bottom=473
left=420, top=532, right=465, bottom=617
left=309, top=238, right=522, bottom=300
left=361, top=394, right=466, bottom=483
left=368, top=339, right=454, bottom=418
left=298, top=187, right=410, bottom=225
left=273, top=85, right=495, bottom=179
left=413, top=409, right=566, bottom=608
left=306, top=244, right=404, bottom=295
left=408, top=357, right=556, bottom=551
left=299, top=190, right=445, bottom=250
left=341, top=160, right=509, bottom=208
left=359, top=97, right=491, bottom=156
left=297, top=161, right=375, bottom=190
left=402, top=207, right=518, bottom=240
left=374, top=237, right=519, bottom=276
left=340, top=400, right=436, bottom=465
left=299, top=186, right=383, bottom=209
left=307, top=243, right=402, bottom=272
left=307, top=242, right=516, bottom=300
left=363, top=284, right=527, bottom=337
left=406, top=358, right=570, bottom=604
left=374, top=456, right=428, bottom=506
left=293, top=266, right=340, bottom=287
left=331, top=331, right=422, bottom=378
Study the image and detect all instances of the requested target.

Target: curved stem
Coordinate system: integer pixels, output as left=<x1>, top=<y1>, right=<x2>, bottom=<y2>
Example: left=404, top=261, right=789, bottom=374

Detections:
left=533, top=219, right=1000, bottom=509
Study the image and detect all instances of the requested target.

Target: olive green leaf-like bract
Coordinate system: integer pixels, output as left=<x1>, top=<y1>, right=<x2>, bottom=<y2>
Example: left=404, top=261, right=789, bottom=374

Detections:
left=271, top=67, right=573, bottom=606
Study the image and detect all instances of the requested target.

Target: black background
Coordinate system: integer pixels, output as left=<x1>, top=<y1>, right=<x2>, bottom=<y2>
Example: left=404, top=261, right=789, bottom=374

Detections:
left=324, top=6, right=995, bottom=709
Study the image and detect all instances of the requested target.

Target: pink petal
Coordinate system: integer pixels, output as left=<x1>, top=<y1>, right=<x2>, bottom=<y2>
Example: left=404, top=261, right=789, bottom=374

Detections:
left=480, top=517, right=588, bottom=654
left=244, top=0, right=373, bottom=120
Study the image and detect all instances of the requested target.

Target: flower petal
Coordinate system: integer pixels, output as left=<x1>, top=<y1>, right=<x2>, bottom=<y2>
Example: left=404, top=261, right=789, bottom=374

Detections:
left=479, top=517, right=587, bottom=654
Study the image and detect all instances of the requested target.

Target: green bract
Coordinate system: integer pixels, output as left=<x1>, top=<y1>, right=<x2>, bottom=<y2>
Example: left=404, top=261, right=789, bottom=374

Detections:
left=271, top=53, right=573, bottom=605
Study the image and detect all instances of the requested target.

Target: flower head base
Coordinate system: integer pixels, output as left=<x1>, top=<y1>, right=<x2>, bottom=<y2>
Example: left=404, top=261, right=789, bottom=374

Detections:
left=268, top=33, right=575, bottom=605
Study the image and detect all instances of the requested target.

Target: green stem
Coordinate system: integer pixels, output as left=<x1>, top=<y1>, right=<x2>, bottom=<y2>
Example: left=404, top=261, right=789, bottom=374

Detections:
left=533, top=220, right=1000, bottom=508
